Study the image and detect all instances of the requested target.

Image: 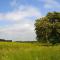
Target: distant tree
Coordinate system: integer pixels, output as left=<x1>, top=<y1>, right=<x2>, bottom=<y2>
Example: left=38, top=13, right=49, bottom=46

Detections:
left=35, top=12, right=60, bottom=44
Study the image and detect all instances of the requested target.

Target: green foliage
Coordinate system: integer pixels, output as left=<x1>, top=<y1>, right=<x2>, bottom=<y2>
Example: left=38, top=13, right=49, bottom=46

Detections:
left=35, top=12, right=60, bottom=44
left=0, top=42, right=60, bottom=60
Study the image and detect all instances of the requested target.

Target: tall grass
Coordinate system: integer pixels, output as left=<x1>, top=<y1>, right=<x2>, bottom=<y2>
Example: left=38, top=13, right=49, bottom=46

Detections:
left=0, top=42, right=60, bottom=60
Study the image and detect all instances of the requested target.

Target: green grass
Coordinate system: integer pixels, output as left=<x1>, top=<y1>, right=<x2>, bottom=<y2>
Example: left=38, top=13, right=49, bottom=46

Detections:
left=0, top=42, right=60, bottom=60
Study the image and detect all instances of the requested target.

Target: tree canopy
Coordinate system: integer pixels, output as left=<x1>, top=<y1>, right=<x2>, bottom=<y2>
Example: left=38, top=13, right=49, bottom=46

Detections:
left=35, top=12, right=60, bottom=44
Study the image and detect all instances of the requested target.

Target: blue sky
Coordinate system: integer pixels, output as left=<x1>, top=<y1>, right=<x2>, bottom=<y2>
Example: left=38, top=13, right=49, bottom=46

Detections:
left=0, top=0, right=60, bottom=41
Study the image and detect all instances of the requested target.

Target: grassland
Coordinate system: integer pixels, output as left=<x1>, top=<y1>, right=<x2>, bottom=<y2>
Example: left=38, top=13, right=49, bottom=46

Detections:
left=0, top=42, right=60, bottom=60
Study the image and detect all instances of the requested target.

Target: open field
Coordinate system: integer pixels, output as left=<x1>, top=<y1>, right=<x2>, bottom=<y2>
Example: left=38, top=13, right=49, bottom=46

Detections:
left=0, top=42, right=60, bottom=60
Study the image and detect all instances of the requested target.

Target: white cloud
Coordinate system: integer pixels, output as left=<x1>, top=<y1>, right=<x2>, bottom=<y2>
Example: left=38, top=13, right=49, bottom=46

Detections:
left=1, top=23, right=35, bottom=41
left=45, top=0, right=60, bottom=8
left=39, top=0, right=60, bottom=9
left=0, top=5, right=41, bottom=41
left=0, top=5, right=41, bottom=21
left=0, top=19, right=36, bottom=41
left=10, top=0, right=17, bottom=7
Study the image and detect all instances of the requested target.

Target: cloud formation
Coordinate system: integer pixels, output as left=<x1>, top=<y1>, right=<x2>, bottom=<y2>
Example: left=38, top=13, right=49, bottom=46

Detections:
left=39, top=0, right=60, bottom=9
left=0, top=5, right=41, bottom=21
left=45, top=0, right=60, bottom=8
left=0, top=5, right=41, bottom=41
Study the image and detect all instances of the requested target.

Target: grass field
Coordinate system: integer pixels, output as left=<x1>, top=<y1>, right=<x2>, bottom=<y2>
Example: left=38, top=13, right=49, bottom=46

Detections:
left=0, top=42, right=60, bottom=60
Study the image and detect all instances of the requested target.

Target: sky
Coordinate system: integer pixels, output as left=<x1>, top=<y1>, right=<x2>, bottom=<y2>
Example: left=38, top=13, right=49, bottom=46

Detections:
left=0, top=0, right=60, bottom=41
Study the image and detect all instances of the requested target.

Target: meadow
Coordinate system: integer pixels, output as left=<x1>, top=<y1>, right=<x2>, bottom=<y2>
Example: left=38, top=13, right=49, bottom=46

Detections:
left=0, top=42, right=60, bottom=60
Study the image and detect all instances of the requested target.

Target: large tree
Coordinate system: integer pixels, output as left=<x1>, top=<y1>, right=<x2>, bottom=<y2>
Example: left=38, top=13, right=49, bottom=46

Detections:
left=35, top=12, right=60, bottom=44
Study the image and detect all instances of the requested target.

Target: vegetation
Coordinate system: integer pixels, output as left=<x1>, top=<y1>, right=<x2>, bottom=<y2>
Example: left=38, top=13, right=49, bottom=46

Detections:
left=0, top=42, right=60, bottom=60
left=35, top=12, right=60, bottom=44
left=0, top=12, right=60, bottom=60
